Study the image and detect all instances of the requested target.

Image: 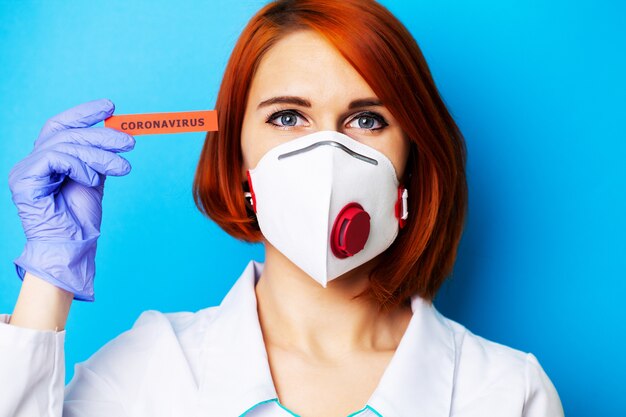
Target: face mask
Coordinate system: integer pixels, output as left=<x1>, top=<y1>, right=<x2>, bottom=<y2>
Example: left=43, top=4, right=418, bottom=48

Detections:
left=245, top=130, right=408, bottom=287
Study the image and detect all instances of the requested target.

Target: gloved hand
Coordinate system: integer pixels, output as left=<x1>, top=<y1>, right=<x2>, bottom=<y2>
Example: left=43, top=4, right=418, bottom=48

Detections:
left=8, top=98, right=135, bottom=301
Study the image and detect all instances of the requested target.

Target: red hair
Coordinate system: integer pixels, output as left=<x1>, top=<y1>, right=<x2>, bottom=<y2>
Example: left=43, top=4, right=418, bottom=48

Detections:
left=193, top=0, right=468, bottom=311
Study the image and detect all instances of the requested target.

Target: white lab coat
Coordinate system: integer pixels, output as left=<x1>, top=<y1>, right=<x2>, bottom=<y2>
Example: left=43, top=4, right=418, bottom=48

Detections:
left=0, top=260, right=564, bottom=417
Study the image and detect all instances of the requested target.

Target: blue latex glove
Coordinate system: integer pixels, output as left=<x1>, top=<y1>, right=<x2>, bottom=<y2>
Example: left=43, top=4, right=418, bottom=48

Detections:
left=8, top=99, right=135, bottom=301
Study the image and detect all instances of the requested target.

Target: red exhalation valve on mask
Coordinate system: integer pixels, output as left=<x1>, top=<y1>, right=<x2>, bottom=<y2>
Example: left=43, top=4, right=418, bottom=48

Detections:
left=331, top=202, right=371, bottom=258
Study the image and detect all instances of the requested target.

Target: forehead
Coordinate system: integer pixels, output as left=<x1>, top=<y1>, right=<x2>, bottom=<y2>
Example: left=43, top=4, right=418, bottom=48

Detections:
left=248, top=30, right=376, bottom=102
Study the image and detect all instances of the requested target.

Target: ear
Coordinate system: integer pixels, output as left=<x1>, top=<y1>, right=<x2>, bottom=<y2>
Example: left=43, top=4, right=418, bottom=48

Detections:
left=404, top=142, right=417, bottom=183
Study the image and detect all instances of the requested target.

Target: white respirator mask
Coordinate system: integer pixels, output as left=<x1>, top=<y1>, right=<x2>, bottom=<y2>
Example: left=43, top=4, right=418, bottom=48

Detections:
left=245, top=130, right=409, bottom=287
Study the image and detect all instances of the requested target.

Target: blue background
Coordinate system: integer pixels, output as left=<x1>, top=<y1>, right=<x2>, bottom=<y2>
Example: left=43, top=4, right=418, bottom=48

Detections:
left=1, top=1, right=624, bottom=415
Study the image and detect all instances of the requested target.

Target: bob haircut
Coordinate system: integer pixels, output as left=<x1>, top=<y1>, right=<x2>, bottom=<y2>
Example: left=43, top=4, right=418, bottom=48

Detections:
left=193, top=0, right=468, bottom=312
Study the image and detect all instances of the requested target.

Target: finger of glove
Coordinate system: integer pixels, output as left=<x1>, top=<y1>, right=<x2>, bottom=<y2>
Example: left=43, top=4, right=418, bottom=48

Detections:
left=36, top=127, right=136, bottom=153
left=46, top=143, right=132, bottom=177
left=35, top=99, right=116, bottom=148
left=11, top=150, right=102, bottom=192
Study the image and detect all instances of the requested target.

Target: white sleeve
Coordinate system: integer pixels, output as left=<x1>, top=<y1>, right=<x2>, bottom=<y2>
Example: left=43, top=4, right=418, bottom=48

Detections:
left=523, top=352, right=565, bottom=417
left=0, top=313, right=137, bottom=417
left=0, top=314, right=66, bottom=417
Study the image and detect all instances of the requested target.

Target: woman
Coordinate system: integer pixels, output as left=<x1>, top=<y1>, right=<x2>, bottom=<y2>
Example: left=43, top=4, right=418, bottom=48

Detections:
left=0, top=0, right=564, bottom=416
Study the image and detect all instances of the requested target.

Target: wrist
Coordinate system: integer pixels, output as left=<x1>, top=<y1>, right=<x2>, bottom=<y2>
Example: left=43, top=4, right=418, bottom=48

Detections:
left=9, top=271, right=73, bottom=331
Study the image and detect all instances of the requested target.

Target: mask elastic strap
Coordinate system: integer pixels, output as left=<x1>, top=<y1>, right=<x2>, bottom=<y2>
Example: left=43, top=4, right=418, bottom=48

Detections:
left=395, top=186, right=409, bottom=229
left=244, top=170, right=257, bottom=213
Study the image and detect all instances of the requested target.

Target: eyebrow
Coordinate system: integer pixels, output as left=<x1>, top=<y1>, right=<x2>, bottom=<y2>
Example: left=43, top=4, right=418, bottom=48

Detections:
left=256, top=96, right=383, bottom=110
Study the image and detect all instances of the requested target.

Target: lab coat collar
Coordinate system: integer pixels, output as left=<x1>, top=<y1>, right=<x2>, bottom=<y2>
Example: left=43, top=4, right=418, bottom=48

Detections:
left=198, top=260, right=277, bottom=416
left=199, top=260, right=456, bottom=417
left=366, top=280, right=456, bottom=417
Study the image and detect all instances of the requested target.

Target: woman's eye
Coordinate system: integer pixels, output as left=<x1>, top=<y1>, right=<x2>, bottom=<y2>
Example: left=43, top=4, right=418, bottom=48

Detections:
left=266, top=110, right=306, bottom=128
left=347, top=112, right=388, bottom=131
